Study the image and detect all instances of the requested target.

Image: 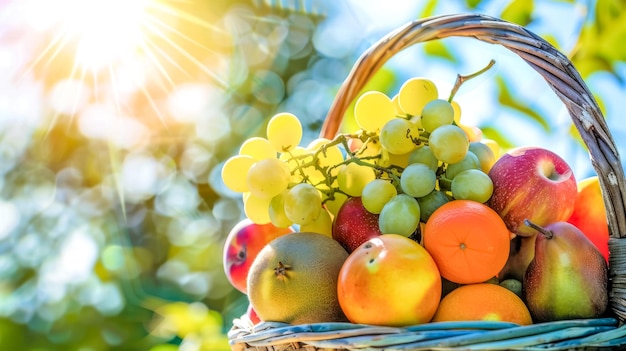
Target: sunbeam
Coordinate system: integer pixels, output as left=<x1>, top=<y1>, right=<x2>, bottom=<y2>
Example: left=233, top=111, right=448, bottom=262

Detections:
left=13, top=0, right=235, bottom=221
left=19, top=0, right=230, bottom=121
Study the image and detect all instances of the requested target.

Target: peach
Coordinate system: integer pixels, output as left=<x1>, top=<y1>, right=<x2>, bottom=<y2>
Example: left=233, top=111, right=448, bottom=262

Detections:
left=337, top=234, right=441, bottom=326
left=246, top=304, right=261, bottom=325
left=222, top=218, right=293, bottom=294
left=567, top=176, right=610, bottom=263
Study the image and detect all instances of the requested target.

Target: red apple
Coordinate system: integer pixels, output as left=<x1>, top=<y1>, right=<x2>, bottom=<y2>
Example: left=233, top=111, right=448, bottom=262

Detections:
left=246, top=304, right=261, bottom=325
left=223, top=218, right=293, bottom=294
left=487, top=146, right=577, bottom=237
left=332, top=197, right=382, bottom=253
left=567, top=176, right=610, bottom=263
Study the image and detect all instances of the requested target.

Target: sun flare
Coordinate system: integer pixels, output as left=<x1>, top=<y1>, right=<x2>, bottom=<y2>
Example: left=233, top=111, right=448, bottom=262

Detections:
left=19, top=0, right=229, bottom=119
left=64, top=0, right=149, bottom=71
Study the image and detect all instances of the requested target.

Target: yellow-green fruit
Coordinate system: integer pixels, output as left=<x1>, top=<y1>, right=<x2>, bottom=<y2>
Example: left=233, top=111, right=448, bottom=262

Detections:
left=247, top=232, right=349, bottom=324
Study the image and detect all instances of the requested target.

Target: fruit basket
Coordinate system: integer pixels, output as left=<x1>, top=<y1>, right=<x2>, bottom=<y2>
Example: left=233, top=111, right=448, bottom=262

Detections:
left=227, top=13, right=626, bottom=351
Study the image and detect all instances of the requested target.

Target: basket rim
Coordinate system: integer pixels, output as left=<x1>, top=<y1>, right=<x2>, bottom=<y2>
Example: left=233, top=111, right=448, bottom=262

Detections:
left=320, top=13, right=626, bottom=243
left=228, top=315, right=626, bottom=350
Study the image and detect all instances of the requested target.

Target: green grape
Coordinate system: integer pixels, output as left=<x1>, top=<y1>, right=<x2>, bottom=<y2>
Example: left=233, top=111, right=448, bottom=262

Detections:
left=361, top=179, right=397, bottom=214
left=469, top=141, right=497, bottom=173
left=378, top=148, right=412, bottom=168
left=279, top=145, right=306, bottom=164
left=354, top=91, right=396, bottom=132
left=337, top=162, right=375, bottom=197
left=279, top=146, right=307, bottom=184
left=239, top=137, right=277, bottom=160
left=428, top=124, right=469, bottom=164
left=267, top=112, right=302, bottom=152
left=407, top=145, right=439, bottom=172
left=400, top=163, right=437, bottom=198
left=391, top=94, right=405, bottom=116
left=300, top=158, right=326, bottom=186
left=483, top=138, right=501, bottom=159
left=221, top=155, right=255, bottom=193
left=284, top=183, right=322, bottom=226
left=300, top=208, right=333, bottom=237
left=379, top=118, right=420, bottom=155
left=378, top=194, right=421, bottom=237
left=451, top=169, right=494, bottom=203
left=388, top=150, right=412, bottom=168
left=269, top=190, right=293, bottom=228
left=324, top=191, right=348, bottom=217
left=417, top=190, right=450, bottom=222
left=243, top=192, right=271, bottom=224
left=444, top=151, right=481, bottom=180
left=409, top=114, right=423, bottom=129
left=397, top=77, right=438, bottom=116
left=451, top=100, right=462, bottom=125
left=421, top=99, right=454, bottom=133
left=247, top=158, right=290, bottom=199
left=307, top=138, right=344, bottom=176
left=353, top=138, right=382, bottom=165
left=460, top=123, right=482, bottom=142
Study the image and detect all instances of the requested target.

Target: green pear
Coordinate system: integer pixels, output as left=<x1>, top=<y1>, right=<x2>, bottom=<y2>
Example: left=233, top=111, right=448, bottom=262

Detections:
left=523, top=220, right=608, bottom=322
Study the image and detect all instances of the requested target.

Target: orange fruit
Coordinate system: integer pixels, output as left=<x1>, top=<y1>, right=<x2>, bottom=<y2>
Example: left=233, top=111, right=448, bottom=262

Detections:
left=423, top=200, right=510, bottom=284
left=432, top=283, right=532, bottom=325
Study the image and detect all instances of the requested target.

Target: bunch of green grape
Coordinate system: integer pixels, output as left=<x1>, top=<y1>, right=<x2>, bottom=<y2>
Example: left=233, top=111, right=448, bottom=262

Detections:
left=221, top=75, right=500, bottom=238
left=221, top=112, right=344, bottom=236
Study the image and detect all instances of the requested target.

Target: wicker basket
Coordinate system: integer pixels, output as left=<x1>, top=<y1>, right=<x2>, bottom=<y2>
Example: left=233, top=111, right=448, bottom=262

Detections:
left=228, top=13, right=626, bottom=350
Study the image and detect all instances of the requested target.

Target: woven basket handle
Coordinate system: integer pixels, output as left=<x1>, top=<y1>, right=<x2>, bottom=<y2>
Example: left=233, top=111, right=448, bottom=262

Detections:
left=321, top=13, right=626, bottom=242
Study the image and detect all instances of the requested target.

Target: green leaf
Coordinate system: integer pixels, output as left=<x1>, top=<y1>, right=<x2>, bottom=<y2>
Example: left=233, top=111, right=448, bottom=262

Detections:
left=540, top=34, right=561, bottom=52
left=423, top=41, right=457, bottom=63
left=495, top=76, right=550, bottom=132
left=362, top=66, right=397, bottom=94
left=419, top=0, right=438, bottom=18
left=571, top=0, right=626, bottom=79
left=149, top=345, right=180, bottom=351
left=500, top=0, right=534, bottom=26
left=569, top=123, right=587, bottom=149
left=479, top=125, right=516, bottom=151
left=465, top=0, right=484, bottom=9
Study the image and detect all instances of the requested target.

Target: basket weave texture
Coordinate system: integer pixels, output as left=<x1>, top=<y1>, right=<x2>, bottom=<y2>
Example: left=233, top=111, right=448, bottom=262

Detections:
left=229, top=13, right=626, bottom=351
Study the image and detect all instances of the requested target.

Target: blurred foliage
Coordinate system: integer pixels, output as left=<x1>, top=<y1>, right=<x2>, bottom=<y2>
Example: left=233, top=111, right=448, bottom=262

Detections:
left=500, top=0, right=535, bottom=26
left=495, top=76, right=550, bottom=133
left=571, top=0, right=626, bottom=81
left=0, top=0, right=623, bottom=350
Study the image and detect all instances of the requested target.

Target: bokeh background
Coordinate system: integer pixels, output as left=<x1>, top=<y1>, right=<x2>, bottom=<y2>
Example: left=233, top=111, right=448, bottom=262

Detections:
left=0, top=0, right=624, bottom=350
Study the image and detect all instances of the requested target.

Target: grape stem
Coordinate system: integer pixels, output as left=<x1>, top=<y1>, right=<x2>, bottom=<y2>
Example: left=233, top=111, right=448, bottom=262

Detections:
left=284, top=132, right=404, bottom=201
left=448, top=59, right=496, bottom=102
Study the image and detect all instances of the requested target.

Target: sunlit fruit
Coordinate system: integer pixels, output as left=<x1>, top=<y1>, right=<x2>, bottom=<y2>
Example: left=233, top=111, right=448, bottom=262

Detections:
left=423, top=200, right=510, bottom=284
left=523, top=220, right=608, bottom=322
left=566, top=176, right=610, bottom=263
left=337, top=234, right=441, bottom=326
left=247, top=232, right=348, bottom=324
left=222, top=218, right=293, bottom=294
left=487, top=146, right=577, bottom=237
left=432, top=283, right=532, bottom=325
left=332, top=197, right=382, bottom=253
left=246, top=304, right=261, bottom=325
